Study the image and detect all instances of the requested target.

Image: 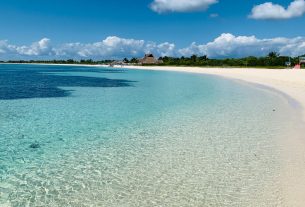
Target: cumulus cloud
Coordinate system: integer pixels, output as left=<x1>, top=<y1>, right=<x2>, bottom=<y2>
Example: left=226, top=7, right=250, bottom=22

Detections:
left=55, top=37, right=177, bottom=59
left=16, top=38, right=53, bottom=56
left=1, top=34, right=305, bottom=60
left=55, top=36, right=146, bottom=59
left=0, top=36, right=176, bottom=60
left=0, top=40, right=16, bottom=54
left=179, top=33, right=305, bottom=58
left=249, top=0, right=305, bottom=20
left=0, top=38, right=53, bottom=59
left=145, top=42, right=176, bottom=57
left=150, top=0, right=218, bottom=13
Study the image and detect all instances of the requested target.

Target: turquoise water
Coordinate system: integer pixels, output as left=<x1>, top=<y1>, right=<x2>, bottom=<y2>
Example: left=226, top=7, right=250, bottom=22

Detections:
left=0, top=64, right=302, bottom=206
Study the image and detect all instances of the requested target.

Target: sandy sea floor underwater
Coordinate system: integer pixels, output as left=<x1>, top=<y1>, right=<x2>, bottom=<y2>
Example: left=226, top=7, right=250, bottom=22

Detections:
left=1, top=64, right=305, bottom=206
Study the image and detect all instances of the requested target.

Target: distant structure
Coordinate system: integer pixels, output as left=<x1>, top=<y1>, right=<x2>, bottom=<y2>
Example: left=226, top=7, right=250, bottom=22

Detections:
left=294, top=57, right=305, bottom=69
left=109, top=60, right=127, bottom=67
left=138, top=54, right=163, bottom=65
left=294, top=64, right=301, bottom=69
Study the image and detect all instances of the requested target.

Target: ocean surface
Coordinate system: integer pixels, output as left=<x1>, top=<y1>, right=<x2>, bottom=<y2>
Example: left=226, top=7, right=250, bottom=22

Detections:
left=0, top=64, right=302, bottom=206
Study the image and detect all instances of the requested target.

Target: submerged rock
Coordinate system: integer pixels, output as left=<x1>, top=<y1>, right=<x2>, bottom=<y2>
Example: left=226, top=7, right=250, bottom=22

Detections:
left=29, top=142, right=40, bottom=149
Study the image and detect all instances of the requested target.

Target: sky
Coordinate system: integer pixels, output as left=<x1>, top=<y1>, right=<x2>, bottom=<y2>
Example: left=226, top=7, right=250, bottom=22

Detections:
left=0, top=0, right=305, bottom=60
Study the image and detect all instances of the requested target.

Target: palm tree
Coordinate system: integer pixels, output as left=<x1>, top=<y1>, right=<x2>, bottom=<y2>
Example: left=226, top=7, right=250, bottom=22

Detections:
left=268, top=51, right=279, bottom=59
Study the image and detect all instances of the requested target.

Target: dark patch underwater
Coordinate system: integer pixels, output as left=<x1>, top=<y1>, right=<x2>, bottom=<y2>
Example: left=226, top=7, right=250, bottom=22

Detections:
left=0, top=64, right=135, bottom=100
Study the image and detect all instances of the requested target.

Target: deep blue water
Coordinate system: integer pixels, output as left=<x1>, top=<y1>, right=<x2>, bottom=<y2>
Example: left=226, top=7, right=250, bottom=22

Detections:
left=0, top=64, right=134, bottom=100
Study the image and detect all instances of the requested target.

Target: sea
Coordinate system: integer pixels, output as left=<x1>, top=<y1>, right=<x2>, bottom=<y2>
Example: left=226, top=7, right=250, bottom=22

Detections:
left=0, top=64, right=303, bottom=206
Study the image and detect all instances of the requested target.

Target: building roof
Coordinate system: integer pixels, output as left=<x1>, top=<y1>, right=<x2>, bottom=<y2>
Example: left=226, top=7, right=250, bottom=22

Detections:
left=139, top=54, right=162, bottom=64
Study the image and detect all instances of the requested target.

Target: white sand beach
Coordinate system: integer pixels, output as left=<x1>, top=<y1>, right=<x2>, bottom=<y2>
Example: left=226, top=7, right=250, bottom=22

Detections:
left=115, top=65, right=305, bottom=206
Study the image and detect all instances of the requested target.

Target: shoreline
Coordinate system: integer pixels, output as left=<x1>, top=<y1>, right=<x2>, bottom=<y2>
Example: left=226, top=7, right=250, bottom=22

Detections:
left=5, top=63, right=305, bottom=112
left=116, top=66, right=305, bottom=119
left=114, top=65, right=305, bottom=206
left=2, top=63, right=305, bottom=205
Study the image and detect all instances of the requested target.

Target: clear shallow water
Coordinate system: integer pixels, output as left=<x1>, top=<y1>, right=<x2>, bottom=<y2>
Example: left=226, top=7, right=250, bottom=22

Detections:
left=0, top=64, right=302, bottom=206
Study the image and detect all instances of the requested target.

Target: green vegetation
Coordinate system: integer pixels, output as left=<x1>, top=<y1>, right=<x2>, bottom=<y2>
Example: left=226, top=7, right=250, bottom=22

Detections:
left=154, top=52, right=303, bottom=68
left=1, top=52, right=305, bottom=68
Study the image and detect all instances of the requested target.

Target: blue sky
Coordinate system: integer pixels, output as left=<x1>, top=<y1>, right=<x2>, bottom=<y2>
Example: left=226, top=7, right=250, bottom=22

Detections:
left=0, top=0, right=305, bottom=59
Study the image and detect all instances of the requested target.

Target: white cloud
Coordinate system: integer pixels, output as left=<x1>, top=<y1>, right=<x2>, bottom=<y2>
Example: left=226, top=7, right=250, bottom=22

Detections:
left=179, top=33, right=305, bottom=58
left=249, top=0, right=305, bottom=20
left=145, top=42, right=176, bottom=57
left=150, top=0, right=218, bottom=13
left=16, top=38, right=53, bottom=56
left=1, top=34, right=305, bottom=60
left=55, top=36, right=146, bottom=59
left=0, top=40, right=16, bottom=54
left=0, top=36, right=176, bottom=60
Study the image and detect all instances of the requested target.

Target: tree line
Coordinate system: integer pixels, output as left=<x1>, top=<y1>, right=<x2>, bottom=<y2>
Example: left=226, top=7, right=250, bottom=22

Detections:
left=154, top=52, right=303, bottom=68
left=122, top=52, right=304, bottom=68
left=1, top=52, right=304, bottom=68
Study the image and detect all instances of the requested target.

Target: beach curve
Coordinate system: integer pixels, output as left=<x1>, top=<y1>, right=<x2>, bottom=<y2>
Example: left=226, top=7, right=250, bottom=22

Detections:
left=114, top=65, right=305, bottom=206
